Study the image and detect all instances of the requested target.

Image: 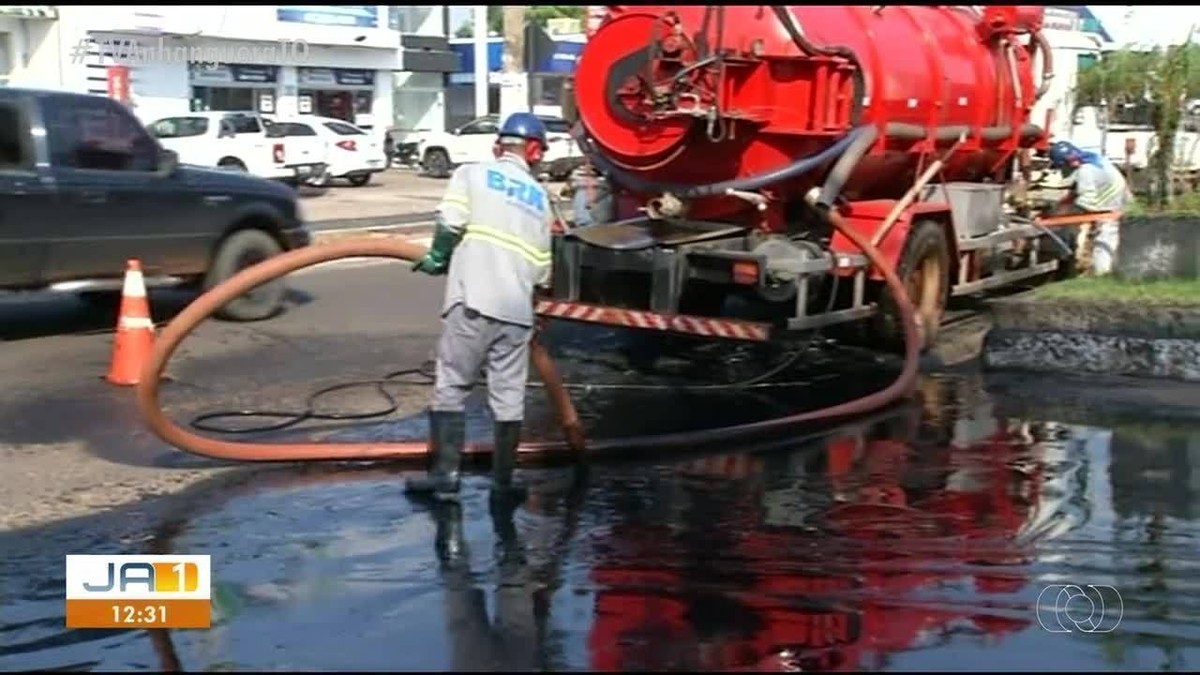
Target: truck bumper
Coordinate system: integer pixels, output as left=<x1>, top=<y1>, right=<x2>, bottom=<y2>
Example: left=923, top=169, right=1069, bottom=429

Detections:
left=540, top=218, right=775, bottom=342
left=536, top=298, right=772, bottom=341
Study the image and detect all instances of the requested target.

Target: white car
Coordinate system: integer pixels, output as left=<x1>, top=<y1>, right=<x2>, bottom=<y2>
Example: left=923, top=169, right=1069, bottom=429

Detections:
left=146, top=111, right=326, bottom=183
left=271, top=116, right=388, bottom=187
left=415, top=114, right=584, bottom=181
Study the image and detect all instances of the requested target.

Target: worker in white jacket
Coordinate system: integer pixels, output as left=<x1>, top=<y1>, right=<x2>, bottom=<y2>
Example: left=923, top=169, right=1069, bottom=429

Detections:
left=1047, top=140, right=1132, bottom=275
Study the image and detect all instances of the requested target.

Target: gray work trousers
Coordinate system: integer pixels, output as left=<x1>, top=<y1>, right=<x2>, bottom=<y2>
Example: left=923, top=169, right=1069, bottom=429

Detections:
left=432, top=302, right=533, bottom=422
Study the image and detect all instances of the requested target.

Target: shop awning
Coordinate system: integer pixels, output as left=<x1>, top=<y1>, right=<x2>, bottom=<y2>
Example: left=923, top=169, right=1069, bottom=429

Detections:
left=0, top=6, right=58, bottom=19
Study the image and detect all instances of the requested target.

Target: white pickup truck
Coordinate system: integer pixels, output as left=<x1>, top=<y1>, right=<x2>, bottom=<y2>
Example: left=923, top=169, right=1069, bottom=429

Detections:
left=145, top=111, right=327, bottom=184
left=414, top=114, right=584, bottom=181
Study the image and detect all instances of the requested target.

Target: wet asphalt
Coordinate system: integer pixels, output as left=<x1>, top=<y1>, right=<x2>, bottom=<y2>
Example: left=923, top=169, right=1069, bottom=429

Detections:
left=1, top=262, right=1199, bottom=671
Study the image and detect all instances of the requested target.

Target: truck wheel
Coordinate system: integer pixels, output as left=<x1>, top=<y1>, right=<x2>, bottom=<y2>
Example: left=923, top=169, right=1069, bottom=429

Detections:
left=423, top=148, right=451, bottom=178
left=346, top=173, right=371, bottom=187
left=218, top=158, right=247, bottom=172
left=203, top=229, right=286, bottom=322
left=872, top=219, right=950, bottom=354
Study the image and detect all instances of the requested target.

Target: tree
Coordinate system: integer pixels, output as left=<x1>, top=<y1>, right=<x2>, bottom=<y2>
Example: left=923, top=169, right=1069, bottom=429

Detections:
left=1074, top=38, right=1197, bottom=208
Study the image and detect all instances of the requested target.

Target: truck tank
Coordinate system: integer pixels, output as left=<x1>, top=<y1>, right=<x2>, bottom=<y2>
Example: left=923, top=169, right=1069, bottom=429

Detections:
left=574, top=5, right=1054, bottom=227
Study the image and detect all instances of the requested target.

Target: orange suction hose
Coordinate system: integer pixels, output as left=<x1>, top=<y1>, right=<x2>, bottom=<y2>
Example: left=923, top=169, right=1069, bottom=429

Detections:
left=136, top=215, right=920, bottom=464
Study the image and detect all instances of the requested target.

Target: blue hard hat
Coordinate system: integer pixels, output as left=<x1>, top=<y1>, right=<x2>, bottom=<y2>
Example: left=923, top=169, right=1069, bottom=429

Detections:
left=1047, top=140, right=1081, bottom=168
left=498, top=112, right=548, bottom=146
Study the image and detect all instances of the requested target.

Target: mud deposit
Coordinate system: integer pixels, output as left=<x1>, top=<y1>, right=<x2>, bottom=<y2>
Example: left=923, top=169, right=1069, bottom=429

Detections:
left=3, top=358, right=1199, bottom=671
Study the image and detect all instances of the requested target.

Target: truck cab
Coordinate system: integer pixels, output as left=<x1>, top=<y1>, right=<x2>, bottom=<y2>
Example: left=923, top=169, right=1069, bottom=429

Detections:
left=0, top=89, right=311, bottom=321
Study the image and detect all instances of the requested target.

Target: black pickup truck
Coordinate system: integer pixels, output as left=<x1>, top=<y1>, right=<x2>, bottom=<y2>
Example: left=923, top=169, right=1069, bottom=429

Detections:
left=0, top=88, right=311, bottom=321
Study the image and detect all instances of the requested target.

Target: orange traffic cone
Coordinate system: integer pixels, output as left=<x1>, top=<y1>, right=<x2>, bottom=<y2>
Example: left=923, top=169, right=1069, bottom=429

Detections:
left=106, top=259, right=155, bottom=386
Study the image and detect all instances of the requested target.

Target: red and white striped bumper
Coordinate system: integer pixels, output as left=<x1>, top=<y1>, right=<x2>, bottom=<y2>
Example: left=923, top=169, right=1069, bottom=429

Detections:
left=535, top=299, right=772, bottom=342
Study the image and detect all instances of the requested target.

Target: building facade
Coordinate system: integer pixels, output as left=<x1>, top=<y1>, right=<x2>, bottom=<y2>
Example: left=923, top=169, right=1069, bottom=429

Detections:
left=446, top=32, right=584, bottom=127
left=18, top=5, right=455, bottom=139
left=0, top=6, right=65, bottom=88
left=1032, top=6, right=1115, bottom=143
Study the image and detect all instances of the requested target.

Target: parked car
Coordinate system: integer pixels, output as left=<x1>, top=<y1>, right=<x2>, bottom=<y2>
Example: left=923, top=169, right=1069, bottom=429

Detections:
left=274, top=116, right=387, bottom=187
left=414, top=114, right=584, bottom=181
left=146, top=111, right=326, bottom=185
left=0, top=89, right=311, bottom=321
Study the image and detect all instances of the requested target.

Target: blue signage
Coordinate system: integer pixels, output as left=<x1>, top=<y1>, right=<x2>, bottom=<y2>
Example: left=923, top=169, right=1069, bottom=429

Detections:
left=276, top=6, right=378, bottom=28
left=543, top=40, right=583, bottom=74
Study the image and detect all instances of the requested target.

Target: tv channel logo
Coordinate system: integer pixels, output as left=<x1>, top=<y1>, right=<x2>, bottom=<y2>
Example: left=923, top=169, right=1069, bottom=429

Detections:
left=65, top=555, right=212, bottom=629
left=1036, top=584, right=1123, bottom=633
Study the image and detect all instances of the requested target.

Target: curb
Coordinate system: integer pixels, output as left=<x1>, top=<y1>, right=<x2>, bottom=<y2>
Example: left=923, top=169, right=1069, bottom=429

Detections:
left=308, top=211, right=436, bottom=233
left=310, top=221, right=434, bottom=244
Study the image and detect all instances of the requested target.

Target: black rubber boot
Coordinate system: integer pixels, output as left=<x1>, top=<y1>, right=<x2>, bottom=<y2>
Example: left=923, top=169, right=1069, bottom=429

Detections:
left=405, top=410, right=466, bottom=502
left=433, top=501, right=468, bottom=566
left=489, top=420, right=527, bottom=508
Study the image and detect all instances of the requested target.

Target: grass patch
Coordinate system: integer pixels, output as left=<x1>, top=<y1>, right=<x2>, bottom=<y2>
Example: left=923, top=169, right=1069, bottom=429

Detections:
left=1033, top=276, right=1200, bottom=305
left=1126, top=190, right=1200, bottom=217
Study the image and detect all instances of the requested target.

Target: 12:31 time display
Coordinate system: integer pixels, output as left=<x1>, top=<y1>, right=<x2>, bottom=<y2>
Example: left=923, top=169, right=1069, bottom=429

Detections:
left=111, top=603, right=168, bottom=624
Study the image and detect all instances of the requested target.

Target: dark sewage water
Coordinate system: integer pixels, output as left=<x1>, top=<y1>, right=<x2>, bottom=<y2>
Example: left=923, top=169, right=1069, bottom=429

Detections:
left=2, top=362, right=1199, bottom=671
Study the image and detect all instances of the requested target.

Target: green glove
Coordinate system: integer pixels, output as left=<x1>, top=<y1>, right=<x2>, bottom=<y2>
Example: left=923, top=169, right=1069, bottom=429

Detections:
left=412, top=223, right=463, bottom=275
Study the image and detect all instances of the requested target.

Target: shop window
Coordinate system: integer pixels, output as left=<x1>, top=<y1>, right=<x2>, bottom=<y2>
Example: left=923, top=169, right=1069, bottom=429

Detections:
left=354, top=92, right=373, bottom=116
left=394, top=72, right=443, bottom=133
left=299, top=90, right=364, bottom=123
left=147, top=116, right=210, bottom=139
left=42, top=94, right=157, bottom=172
left=190, top=87, right=271, bottom=113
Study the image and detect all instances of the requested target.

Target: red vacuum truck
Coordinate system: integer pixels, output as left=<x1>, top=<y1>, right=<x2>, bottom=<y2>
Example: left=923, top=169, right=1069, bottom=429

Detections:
left=538, top=5, right=1066, bottom=352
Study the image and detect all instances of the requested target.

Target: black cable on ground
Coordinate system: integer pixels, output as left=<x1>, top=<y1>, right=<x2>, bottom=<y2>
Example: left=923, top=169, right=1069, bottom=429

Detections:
left=187, top=325, right=837, bottom=436
left=191, top=251, right=843, bottom=436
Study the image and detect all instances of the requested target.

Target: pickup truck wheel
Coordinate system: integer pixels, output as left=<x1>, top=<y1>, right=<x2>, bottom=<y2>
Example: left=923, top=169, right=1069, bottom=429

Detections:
left=423, top=148, right=451, bottom=178
left=204, top=229, right=286, bottom=322
left=218, top=158, right=247, bottom=172
left=346, top=173, right=371, bottom=187
left=307, top=169, right=331, bottom=188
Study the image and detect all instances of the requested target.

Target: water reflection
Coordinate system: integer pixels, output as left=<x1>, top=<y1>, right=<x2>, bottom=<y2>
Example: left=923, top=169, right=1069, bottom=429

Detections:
left=2, top=372, right=1199, bottom=671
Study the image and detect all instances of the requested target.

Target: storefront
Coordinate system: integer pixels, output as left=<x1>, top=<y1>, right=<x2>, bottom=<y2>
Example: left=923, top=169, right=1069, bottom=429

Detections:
left=296, top=67, right=376, bottom=128
left=188, top=64, right=280, bottom=114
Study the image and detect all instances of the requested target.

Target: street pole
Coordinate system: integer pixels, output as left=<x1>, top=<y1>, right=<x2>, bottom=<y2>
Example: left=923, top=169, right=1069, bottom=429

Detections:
left=472, top=5, right=489, bottom=118
left=500, top=5, right=528, bottom=120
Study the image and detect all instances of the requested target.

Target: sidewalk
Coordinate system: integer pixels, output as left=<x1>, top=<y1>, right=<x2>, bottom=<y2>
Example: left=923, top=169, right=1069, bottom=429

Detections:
left=301, top=169, right=443, bottom=230
left=302, top=169, right=573, bottom=238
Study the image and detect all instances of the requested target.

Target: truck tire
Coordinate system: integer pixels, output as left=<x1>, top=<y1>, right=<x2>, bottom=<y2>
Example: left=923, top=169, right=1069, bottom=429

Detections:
left=423, top=148, right=451, bottom=178
left=204, top=229, right=287, bottom=322
left=871, top=219, right=950, bottom=354
left=346, top=173, right=371, bottom=187
left=218, top=158, right=247, bottom=172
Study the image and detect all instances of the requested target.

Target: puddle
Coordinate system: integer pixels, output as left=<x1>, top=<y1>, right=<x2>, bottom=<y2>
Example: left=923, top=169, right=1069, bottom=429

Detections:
left=2, top=368, right=1199, bottom=671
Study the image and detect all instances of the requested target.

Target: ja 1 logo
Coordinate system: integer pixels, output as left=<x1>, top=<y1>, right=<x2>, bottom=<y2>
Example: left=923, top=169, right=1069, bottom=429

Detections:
left=1036, top=584, right=1123, bottom=633
left=65, top=555, right=212, bottom=629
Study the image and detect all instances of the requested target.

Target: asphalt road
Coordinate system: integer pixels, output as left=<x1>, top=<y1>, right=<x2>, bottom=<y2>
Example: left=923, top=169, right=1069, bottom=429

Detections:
left=0, top=260, right=449, bottom=531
